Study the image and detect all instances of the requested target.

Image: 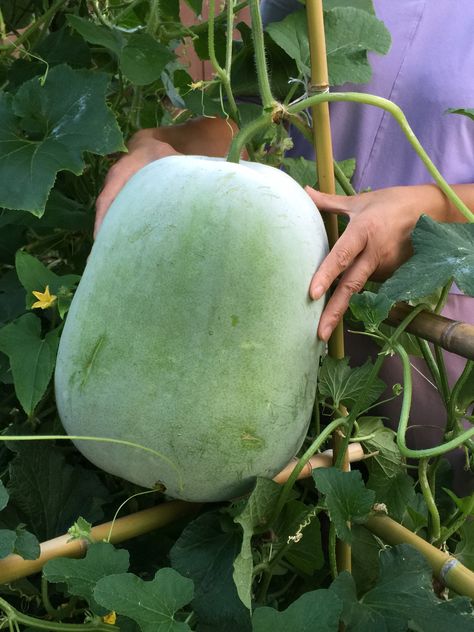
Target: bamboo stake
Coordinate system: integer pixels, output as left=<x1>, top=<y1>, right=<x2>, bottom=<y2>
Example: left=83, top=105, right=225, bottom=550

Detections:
left=386, top=303, right=474, bottom=361
left=305, top=0, right=350, bottom=576
left=0, top=445, right=365, bottom=585
left=0, top=501, right=201, bottom=585
left=366, top=513, right=474, bottom=600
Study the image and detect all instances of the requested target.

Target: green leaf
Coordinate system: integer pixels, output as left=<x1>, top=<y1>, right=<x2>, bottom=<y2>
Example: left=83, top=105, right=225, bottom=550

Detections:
left=324, top=7, right=391, bottom=85
left=324, top=0, right=374, bottom=12
left=349, top=291, right=392, bottom=331
left=67, top=516, right=93, bottom=542
left=0, top=527, right=40, bottom=560
left=0, top=65, right=124, bottom=215
left=16, top=250, right=80, bottom=315
left=312, top=468, right=375, bottom=542
left=351, top=525, right=382, bottom=595
left=282, top=157, right=317, bottom=189
left=67, top=15, right=175, bottom=86
left=35, top=27, right=92, bottom=69
left=454, top=361, right=474, bottom=414
left=232, top=478, right=282, bottom=609
left=120, top=33, right=174, bottom=85
left=0, top=314, right=60, bottom=415
left=455, top=521, right=474, bottom=572
left=331, top=545, right=474, bottom=631
left=381, top=216, right=474, bottom=302
left=252, top=589, right=342, bottom=631
left=8, top=443, right=110, bottom=540
left=44, top=542, right=130, bottom=614
left=13, top=527, right=40, bottom=560
left=356, top=417, right=404, bottom=479
left=93, top=568, right=194, bottom=632
left=447, top=107, right=474, bottom=122
left=367, top=470, right=415, bottom=523
left=0, top=530, right=16, bottom=559
left=183, top=0, right=203, bottom=15
left=265, top=11, right=311, bottom=76
left=170, top=511, right=251, bottom=632
left=266, top=8, right=390, bottom=85
left=317, top=356, right=385, bottom=411
left=0, top=480, right=8, bottom=511
left=66, top=15, right=125, bottom=56
left=0, top=270, right=26, bottom=327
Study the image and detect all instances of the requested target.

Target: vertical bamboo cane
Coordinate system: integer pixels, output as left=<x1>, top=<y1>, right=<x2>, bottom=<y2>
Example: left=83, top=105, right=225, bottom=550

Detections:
left=305, top=0, right=351, bottom=575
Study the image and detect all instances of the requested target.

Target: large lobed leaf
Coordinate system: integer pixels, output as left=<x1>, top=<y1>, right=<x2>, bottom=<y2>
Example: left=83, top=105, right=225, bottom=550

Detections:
left=0, top=65, right=124, bottom=215
left=43, top=542, right=130, bottom=614
left=170, top=510, right=251, bottom=632
left=266, top=7, right=390, bottom=85
left=93, top=568, right=194, bottom=632
left=252, top=589, right=342, bottom=631
left=0, top=313, right=60, bottom=415
left=312, top=468, right=375, bottom=542
left=331, top=545, right=474, bottom=631
left=381, top=216, right=474, bottom=302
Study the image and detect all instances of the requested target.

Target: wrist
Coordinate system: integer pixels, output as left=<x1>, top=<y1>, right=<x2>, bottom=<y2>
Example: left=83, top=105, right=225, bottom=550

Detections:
left=421, top=184, right=472, bottom=223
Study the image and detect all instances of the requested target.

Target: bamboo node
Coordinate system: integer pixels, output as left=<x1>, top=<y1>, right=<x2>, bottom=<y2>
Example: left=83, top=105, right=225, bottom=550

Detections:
left=373, top=503, right=388, bottom=514
left=308, top=82, right=329, bottom=95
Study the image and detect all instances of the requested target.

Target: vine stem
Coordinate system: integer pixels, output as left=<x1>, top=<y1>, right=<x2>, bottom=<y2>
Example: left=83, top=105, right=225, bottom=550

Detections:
left=208, top=0, right=239, bottom=123
left=0, top=597, right=111, bottom=632
left=394, top=343, right=474, bottom=457
left=248, top=0, right=274, bottom=110
left=333, top=304, right=427, bottom=469
left=418, top=458, right=441, bottom=542
left=271, top=417, right=347, bottom=524
left=0, top=434, right=183, bottom=492
left=227, top=112, right=273, bottom=162
left=287, top=92, right=474, bottom=222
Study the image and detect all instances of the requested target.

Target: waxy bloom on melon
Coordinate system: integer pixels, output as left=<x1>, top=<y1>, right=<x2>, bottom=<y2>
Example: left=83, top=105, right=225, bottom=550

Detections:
left=55, top=156, right=328, bottom=501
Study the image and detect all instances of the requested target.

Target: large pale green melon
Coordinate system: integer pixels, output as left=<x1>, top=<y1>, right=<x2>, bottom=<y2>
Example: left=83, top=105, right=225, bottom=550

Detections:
left=55, top=156, right=328, bottom=501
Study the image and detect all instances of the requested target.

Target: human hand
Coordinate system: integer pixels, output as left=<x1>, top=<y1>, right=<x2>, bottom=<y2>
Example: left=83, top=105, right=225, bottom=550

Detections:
left=305, top=185, right=448, bottom=341
left=95, top=131, right=180, bottom=237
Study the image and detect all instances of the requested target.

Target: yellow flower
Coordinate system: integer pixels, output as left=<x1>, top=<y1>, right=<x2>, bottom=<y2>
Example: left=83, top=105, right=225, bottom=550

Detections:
left=189, top=80, right=204, bottom=90
left=102, top=611, right=117, bottom=625
left=32, top=285, right=57, bottom=310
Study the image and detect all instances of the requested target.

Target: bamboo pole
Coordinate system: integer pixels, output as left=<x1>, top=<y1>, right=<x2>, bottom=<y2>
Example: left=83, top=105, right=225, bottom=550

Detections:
left=305, top=3, right=340, bottom=325
left=0, top=501, right=201, bottom=585
left=386, top=303, right=474, bottom=361
left=2, top=448, right=473, bottom=602
left=366, top=513, right=474, bottom=600
left=0, top=445, right=365, bottom=585
left=305, top=0, right=350, bottom=576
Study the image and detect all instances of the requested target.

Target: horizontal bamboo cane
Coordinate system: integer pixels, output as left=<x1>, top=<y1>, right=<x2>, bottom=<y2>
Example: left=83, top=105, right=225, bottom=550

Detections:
left=366, top=513, right=474, bottom=600
left=386, top=303, right=474, bottom=360
left=0, top=444, right=365, bottom=585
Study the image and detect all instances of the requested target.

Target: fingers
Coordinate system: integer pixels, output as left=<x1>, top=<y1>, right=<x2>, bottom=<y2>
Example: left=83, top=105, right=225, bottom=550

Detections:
left=305, top=187, right=352, bottom=215
left=309, top=224, right=368, bottom=300
left=317, top=254, right=377, bottom=341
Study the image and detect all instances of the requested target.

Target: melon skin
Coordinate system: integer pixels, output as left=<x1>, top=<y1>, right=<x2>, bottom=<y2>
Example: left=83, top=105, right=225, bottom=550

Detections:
left=55, top=156, right=328, bottom=501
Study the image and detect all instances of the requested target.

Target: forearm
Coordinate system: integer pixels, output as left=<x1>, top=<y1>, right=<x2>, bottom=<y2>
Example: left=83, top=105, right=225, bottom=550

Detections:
left=130, top=117, right=238, bottom=157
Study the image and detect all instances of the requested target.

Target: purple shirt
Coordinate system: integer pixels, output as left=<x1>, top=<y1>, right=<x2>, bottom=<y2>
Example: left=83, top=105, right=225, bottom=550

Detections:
left=262, top=0, right=474, bottom=190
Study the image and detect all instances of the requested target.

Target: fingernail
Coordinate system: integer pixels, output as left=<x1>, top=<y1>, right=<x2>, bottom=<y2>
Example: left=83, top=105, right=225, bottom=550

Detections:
left=311, top=284, right=325, bottom=300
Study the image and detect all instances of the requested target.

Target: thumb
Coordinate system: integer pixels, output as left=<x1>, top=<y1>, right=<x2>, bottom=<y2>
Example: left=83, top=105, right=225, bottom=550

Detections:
left=305, top=187, right=352, bottom=215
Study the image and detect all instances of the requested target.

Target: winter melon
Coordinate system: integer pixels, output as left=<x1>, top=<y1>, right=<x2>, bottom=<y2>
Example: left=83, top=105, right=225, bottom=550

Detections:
left=55, top=156, right=328, bottom=501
